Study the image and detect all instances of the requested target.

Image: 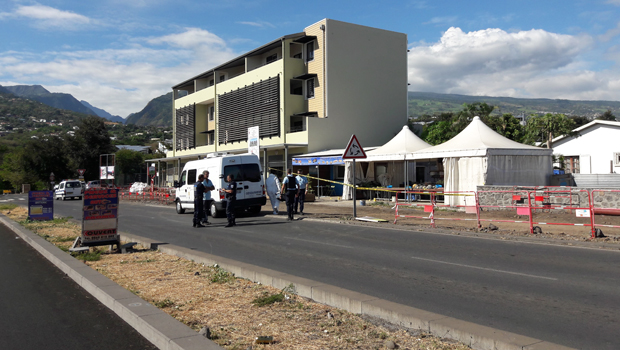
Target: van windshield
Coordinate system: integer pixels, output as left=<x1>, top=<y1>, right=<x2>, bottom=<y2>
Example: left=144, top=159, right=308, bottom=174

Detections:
left=224, top=164, right=261, bottom=182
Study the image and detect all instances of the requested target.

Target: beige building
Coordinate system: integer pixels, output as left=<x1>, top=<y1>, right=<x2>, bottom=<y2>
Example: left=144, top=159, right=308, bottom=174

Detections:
left=158, top=19, right=407, bottom=185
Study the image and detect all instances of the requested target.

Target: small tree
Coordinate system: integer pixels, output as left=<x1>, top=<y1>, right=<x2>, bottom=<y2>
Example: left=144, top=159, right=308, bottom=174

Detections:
left=597, top=109, right=616, bottom=121
left=525, top=113, right=576, bottom=149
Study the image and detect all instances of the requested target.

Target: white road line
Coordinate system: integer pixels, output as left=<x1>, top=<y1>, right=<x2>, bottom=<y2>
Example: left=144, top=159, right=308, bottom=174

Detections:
left=286, top=236, right=354, bottom=249
left=410, top=256, right=558, bottom=281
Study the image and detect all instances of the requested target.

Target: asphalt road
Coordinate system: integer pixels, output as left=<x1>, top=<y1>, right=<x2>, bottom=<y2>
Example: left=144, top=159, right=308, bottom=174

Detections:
left=9, top=194, right=620, bottom=349
left=0, top=219, right=158, bottom=350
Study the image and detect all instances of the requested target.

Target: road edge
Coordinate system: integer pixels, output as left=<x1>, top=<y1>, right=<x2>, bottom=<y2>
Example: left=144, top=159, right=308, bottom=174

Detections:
left=0, top=214, right=224, bottom=350
left=118, top=231, right=576, bottom=350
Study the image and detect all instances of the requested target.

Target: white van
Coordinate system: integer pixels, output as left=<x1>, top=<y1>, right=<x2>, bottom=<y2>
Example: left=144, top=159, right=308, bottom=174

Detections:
left=55, top=179, right=83, bottom=200
left=174, top=153, right=266, bottom=217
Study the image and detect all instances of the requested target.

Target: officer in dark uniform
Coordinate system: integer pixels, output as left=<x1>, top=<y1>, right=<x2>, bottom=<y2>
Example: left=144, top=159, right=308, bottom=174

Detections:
left=223, top=174, right=237, bottom=227
left=280, top=168, right=299, bottom=221
left=193, top=174, right=206, bottom=228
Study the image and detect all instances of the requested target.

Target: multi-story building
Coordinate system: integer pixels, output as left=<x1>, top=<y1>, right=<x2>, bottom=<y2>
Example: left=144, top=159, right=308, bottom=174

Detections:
left=160, top=19, right=407, bottom=185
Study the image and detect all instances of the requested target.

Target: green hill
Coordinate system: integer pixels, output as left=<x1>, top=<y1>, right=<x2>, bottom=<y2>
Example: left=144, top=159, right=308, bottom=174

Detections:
left=408, top=91, right=620, bottom=118
left=4, top=85, right=97, bottom=116
left=125, top=92, right=172, bottom=126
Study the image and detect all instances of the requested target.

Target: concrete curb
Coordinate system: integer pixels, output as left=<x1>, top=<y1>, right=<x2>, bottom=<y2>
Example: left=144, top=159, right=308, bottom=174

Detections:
left=118, top=231, right=576, bottom=350
left=0, top=214, right=224, bottom=350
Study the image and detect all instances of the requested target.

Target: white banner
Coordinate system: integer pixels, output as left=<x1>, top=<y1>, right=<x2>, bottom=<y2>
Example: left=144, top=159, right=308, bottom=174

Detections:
left=248, top=126, right=259, bottom=156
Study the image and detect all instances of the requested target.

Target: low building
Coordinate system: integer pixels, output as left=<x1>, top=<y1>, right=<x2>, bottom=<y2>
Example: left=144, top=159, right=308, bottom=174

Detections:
left=552, top=120, right=620, bottom=174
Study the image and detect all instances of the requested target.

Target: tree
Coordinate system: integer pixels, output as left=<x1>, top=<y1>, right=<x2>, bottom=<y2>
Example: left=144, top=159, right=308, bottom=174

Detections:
left=483, top=114, right=526, bottom=143
left=525, top=113, right=576, bottom=149
left=597, top=109, right=616, bottom=121
left=68, top=116, right=116, bottom=181
left=569, top=115, right=590, bottom=128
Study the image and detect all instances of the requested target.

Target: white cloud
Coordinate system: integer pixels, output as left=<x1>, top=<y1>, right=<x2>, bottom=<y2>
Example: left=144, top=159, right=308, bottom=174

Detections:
left=406, top=27, right=620, bottom=101
left=0, top=28, right=237, bottom=117
left=607, top=0, right=620, bottom=5
left=237, top=21, right=275, bottom=29
left=7, top=5, right=91, bottom=29
left=423, top=16, right=458, bottom=26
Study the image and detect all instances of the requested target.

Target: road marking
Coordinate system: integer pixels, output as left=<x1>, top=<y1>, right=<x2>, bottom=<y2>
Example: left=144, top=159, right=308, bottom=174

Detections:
left=410, top=256, right=558, bottom=281
left=286, top=236, right=354, bottom=249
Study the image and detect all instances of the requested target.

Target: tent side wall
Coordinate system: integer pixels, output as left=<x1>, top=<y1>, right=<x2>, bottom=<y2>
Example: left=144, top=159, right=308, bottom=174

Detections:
left=486, top=155, right=552, bottom=186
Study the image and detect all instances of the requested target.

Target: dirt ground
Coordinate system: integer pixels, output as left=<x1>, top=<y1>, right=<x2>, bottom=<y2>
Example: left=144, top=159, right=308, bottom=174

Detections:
left=4, top=206, right=470, bottom=350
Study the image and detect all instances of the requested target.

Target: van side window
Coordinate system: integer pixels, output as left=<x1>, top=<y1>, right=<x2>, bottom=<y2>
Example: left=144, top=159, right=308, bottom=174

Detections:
left=188, top=169, right=197, bottom=183
left=224, top=164, right=261, bottom=182
left=180, top=171, right=187, bottom=186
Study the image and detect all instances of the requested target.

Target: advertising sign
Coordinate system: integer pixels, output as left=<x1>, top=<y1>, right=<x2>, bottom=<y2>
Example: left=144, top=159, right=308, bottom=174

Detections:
left=81, top=188, right=119, bottom=246
left=28, top=191, right=54, bottom=221
left=248, top=126, right=259, bottom=156
left=99, top=166, right=115, bottom=180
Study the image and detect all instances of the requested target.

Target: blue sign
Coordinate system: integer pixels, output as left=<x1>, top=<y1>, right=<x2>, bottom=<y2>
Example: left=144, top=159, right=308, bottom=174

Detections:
left=28, top=191, right=54, bottom=221
left=292, top=156, right=344, bottom=165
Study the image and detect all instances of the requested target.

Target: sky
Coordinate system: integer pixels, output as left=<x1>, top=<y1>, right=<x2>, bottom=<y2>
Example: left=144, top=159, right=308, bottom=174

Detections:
left=1, top=0, right=620, bottom=118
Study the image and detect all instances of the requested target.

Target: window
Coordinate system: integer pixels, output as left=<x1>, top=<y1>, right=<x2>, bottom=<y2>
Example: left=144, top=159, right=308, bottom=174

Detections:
left=266, top=54, right=277, bottom=64
left=188, top=169, right=197, bottom=183
left=224, top=164, right=261, bottom=182
left=565, top=156, right=580, bottom=174
left=207, top=132, right=214, bottom=145
left=219, top=75, right=226, bottom=83
left=180, top=171, right=187, bottom=186
left=306, top=41, right=314, bottom=62
left=306, top=78, right=315, bottom=99
left=290, top=80, right=303, bottom=95
left=614, top=152, right=620, bottom=166
left=209, top=106, right=214, bottom=121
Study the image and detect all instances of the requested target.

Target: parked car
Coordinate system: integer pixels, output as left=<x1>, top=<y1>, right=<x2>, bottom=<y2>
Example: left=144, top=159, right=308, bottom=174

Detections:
left=86, top=180, right=101, bottom=190
left=55, top=180, right=83, bottom=200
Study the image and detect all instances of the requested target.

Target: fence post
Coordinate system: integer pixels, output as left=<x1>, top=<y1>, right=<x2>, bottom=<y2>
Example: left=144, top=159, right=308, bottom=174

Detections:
left=475, top=191, right=481, bottom=228
left=588, top=190, right=596, bottom=238
left=393, top=195, right=399, bottom=224
left=430, top=192, right=436, bottom=228
left=527, top=191, right=534, bottom=234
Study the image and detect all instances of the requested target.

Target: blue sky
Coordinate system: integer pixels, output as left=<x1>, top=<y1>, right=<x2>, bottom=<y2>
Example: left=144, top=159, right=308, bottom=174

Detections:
left=1, top=0, right=620, bottom=117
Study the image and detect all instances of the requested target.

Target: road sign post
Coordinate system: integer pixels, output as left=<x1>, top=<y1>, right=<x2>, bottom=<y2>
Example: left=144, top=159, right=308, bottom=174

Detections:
left=342, top=135, right=367, bottom=218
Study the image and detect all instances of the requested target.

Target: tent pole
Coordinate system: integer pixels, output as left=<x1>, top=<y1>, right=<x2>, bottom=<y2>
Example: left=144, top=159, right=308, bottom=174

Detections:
left=353, top=159, right=357, bottom=218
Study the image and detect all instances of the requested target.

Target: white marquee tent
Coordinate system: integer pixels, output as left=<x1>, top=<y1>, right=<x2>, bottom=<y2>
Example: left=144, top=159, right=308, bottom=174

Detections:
left=411, top=116, right=553, bottom=206
left=342, top=126, right=431, bottom=200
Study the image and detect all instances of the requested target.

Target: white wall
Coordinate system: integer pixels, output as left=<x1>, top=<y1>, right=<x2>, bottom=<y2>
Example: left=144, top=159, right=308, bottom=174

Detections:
left=553, top=123, right=620, bottom=174
left=307, top=19, right=408, bottom=152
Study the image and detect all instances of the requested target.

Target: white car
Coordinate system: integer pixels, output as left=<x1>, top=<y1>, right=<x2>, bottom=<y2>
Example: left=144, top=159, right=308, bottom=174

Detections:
left=55, top=180, right=83, bottom=200
left=86, top=180, right=101, bottom=190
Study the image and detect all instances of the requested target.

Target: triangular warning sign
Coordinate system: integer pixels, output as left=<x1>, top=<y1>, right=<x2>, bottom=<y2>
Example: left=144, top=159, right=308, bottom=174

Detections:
left=342, top=135, right=367, bottom=159
left=78, top=169, right=86, bottom=176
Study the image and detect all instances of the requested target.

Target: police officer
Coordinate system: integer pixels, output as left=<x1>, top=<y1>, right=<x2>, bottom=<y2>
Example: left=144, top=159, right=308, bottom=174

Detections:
left=201, top=170, right=215, bottom=225
left=193, top=174, right=206, bottom=228
left=281, top=168, right=299, bottom=221
left=294, top=170, right=308, bottom=215
left=223, top=174, right=237, bottom=227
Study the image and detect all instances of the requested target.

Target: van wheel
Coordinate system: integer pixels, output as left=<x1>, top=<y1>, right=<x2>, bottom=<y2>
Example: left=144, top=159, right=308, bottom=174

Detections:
left=210, top=202, right=221, bottom=218
left=249, top=206, right=261, bottom=215
left=176, top=200, right=185, bottom=214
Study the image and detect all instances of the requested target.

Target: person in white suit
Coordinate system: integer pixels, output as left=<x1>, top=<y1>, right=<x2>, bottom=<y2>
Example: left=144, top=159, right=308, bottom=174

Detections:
left=266, top=171, right=281, bottom=214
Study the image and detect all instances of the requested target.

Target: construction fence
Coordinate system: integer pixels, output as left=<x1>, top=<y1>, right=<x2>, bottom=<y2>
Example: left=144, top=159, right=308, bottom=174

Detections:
left=394, top=186, right=620, bottom=238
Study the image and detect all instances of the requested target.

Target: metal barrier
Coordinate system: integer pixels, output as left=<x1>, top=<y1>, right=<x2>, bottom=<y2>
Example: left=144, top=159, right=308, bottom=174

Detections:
left=394, top=190, right=477, bottom=227
left=120, top=187, right=175, bottom=205
left=590, top=189, right=620, bottom=234
left=395, top=188, right=611, bottom=238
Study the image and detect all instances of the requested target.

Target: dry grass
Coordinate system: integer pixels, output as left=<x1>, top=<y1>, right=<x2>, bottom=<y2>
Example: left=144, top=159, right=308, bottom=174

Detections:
left=4, top=206, right=469, bottom=350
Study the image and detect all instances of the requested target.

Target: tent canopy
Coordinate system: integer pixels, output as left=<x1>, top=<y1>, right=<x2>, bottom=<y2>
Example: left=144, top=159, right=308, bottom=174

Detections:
left=412, top=117, right=552, bottom=159
left=362, top=125, right=431, bottom=161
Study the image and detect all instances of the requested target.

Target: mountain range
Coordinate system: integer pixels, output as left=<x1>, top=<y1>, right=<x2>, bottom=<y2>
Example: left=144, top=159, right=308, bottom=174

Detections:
left=2, top=84, right=619, bottom=128
left=2, top=85, right=125, bottom=123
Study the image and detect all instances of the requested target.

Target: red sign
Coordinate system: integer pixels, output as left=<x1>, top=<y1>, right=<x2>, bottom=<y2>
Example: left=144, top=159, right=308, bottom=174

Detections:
left=342, top=135, right=367, bottom=159
left=78, top=169, right=86, bottom=176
